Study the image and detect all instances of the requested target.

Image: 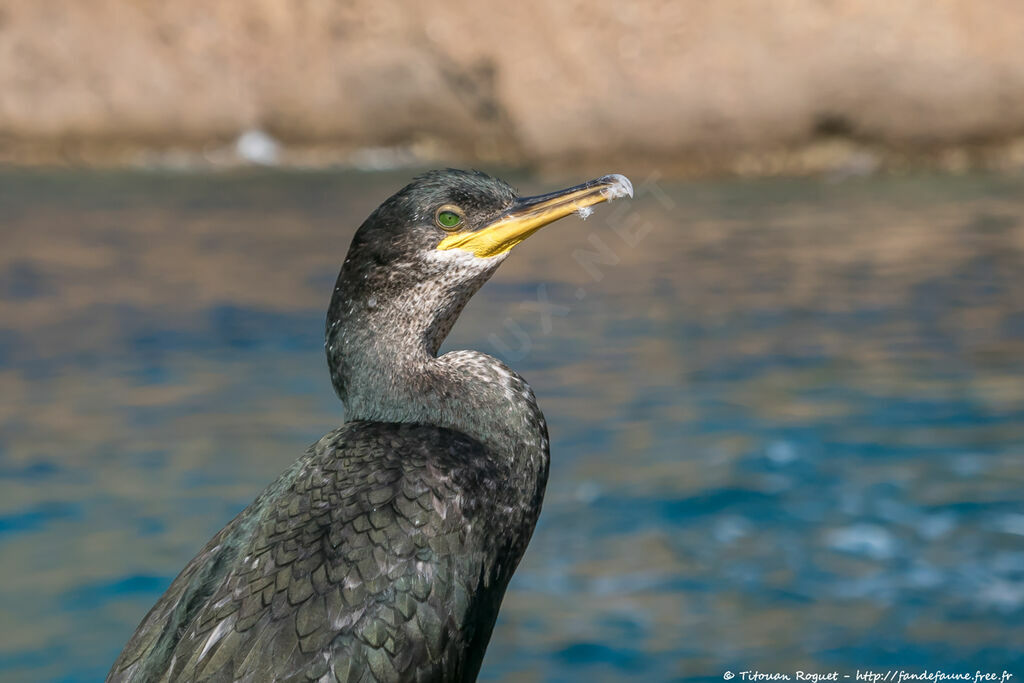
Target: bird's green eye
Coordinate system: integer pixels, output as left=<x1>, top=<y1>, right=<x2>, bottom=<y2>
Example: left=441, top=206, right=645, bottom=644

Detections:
left=436, top=209, right=463, bottom=230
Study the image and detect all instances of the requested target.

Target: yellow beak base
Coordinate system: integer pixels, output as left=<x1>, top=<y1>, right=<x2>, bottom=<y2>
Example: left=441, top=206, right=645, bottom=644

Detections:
left=436, top=174, right=633, bottom=258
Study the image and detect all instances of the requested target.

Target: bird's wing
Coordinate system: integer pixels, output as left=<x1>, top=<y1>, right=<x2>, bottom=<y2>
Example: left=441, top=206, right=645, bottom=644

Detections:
left=108, top=422, right=501, bottom=683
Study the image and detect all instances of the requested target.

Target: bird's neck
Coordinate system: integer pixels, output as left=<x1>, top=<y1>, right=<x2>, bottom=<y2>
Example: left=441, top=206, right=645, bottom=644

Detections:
left=325, top=275, right=548, bottom=467
left=342, top=343, right=547, bottom=465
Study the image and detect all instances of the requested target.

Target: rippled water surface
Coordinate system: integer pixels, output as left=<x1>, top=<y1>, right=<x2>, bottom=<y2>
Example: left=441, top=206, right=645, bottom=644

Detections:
left=1, top=169, right=1023, bottom=682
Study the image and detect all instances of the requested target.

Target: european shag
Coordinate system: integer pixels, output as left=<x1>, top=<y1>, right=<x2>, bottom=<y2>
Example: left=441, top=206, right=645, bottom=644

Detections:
left=107, top=169, right=634, bottom=682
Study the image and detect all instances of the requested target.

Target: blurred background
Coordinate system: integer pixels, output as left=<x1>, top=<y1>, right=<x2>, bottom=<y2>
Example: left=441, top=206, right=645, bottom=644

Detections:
left=2, top=2, right=1024, bottom=681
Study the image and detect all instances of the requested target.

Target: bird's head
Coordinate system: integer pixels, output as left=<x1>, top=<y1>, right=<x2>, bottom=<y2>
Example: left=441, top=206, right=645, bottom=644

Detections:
left=326, top=169, right=632, bottom=394
left=338, top=168, right=632, bottom=290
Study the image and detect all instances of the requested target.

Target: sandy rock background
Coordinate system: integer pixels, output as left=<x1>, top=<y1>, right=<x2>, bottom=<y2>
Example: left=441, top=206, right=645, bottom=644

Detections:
left=2, top=0, right=1024, bottom=172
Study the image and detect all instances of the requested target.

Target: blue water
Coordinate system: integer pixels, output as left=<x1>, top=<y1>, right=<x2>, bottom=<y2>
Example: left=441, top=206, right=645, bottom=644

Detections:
left=1, top=169, right=1023, bottom=681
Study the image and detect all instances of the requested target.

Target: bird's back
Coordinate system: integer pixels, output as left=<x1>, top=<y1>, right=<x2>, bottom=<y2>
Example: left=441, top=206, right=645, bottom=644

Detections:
left=108, top=421, right=525, bottom=683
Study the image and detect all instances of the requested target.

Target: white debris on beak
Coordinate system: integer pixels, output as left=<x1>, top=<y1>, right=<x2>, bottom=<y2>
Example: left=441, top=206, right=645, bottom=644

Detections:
left=599, top=174, right=634, bottom=201
left=576, top=205, right=594, bottom=220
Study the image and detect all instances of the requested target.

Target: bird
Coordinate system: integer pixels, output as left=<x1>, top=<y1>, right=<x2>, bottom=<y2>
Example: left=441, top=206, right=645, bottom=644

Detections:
left=107, top=169, right=633, bottom=683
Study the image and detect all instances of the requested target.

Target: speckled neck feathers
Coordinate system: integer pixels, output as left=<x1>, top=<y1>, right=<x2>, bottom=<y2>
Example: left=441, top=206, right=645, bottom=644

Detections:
left=324, top=171, right=547, bottom=462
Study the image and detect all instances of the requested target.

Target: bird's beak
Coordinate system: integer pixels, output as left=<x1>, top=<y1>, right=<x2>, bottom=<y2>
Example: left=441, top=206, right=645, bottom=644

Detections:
left=436, top=174, right=634, bottom=258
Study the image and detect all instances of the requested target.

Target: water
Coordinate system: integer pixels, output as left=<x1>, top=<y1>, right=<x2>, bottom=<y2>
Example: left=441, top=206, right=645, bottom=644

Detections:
left=1, top=169, right=1023, bottom=682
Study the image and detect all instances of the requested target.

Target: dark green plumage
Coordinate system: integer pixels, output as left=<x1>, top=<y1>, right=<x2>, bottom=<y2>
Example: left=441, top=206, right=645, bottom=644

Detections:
left=108, top=171, right=553, bottom=683
left=110, top=421, right=540, bottom=682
